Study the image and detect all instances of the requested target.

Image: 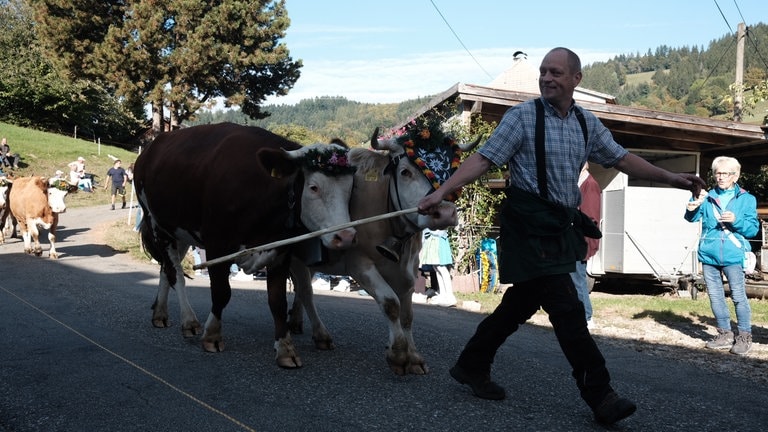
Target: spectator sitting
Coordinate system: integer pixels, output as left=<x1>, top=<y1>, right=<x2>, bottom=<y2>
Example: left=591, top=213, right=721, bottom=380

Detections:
left=1, top=138, right=19, bottom=169
left=69, top=159, right=93, bottom=192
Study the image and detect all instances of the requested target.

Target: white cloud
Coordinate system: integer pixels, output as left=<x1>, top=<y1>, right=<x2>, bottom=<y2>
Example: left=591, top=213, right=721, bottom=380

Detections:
left=266, top=47, right=621, bottom=106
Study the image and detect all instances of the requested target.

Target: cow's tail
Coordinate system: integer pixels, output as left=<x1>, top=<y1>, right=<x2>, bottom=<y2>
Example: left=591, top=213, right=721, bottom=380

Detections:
left=138, top=209, right=192, bottom=284
left=138, top=210, right=166, bottom=266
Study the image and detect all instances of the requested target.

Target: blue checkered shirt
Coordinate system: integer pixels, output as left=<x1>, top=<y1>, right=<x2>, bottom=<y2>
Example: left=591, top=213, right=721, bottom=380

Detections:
left=479, top=97, right=628, bottom=208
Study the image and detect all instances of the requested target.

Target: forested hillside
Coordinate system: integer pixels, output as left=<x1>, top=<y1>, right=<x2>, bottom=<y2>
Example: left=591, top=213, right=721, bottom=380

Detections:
left=191, top=96, right=429, bottom=146
left=581, top=22, right=768, bottom=122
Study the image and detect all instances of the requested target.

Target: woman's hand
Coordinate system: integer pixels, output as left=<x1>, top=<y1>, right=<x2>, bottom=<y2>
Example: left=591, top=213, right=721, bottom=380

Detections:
left=718, top=211, right=736, bottom=223
left=686, top=190, right=708, bottom=211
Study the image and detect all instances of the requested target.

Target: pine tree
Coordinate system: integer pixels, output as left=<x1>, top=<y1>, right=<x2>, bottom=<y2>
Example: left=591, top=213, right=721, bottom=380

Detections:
left=31, top=0, right=301, bottom=133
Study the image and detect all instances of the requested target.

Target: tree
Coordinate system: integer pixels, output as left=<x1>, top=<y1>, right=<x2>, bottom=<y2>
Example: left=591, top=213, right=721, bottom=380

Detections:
left=31, top=0, right=301, bottom=133
left=1, top=0, right=140, bottom=142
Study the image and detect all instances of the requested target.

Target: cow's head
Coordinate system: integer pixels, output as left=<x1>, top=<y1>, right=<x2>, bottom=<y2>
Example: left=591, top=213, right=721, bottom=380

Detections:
left=0, top=176, right=11, bottom=209
left=46, top=177, right=78, bottom=213
left=371, top=123, right=480, bottom=230
left=282, top=142, right=357, bottom=250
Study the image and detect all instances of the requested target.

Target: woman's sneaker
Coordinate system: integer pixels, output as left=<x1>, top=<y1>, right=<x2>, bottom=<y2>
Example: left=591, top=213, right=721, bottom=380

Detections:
left=730, top=332, right=752, bottom=355
left=705, top=328, right=734, bottom=350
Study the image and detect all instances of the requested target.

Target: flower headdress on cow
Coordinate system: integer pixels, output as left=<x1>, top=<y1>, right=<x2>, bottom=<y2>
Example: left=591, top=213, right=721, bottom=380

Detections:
left=392, top=115, right=463, bottom=201
left=302, top=147, right=356, bottom=176
left=49, top=177, right=78, bottom=193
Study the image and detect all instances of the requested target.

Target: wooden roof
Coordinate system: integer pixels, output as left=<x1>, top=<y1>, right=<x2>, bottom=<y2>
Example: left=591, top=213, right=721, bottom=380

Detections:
left=405, top=82, right=768, bottom=173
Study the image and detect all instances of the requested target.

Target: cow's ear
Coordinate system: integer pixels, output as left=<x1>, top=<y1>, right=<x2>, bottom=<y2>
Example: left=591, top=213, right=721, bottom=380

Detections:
left=261, top=150, right=300, bottom=179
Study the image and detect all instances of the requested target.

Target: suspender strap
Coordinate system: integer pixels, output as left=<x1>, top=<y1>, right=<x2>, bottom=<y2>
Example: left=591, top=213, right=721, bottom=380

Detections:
left=534, top=98, right=547, bottom=199
left=574, top=107, right=588, bottom=146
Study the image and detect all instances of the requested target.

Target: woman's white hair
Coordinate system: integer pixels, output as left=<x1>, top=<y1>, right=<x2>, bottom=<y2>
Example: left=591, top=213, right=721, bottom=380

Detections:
left=711, top=156, right=741, bottom=174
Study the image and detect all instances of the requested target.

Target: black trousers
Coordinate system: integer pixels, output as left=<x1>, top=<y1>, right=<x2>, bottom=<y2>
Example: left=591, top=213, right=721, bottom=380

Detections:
left=455, top=272, right=613, bottom=409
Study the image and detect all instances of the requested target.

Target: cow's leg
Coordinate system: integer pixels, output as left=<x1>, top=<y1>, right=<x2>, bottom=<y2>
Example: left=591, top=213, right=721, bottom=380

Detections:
left=289, top=257, right=334, bottom=350
left=201, top=262, right=232, bottom=352
left=30, top=223, right=42, bottom=256
left=287, top=294, right=305, bottom=335
left=151, top=271, right=173, bottom=328
left=397, top=286, right=427, bottom=374
left=151, top=243, right=202, bottom=337
left=17, top=219, right=32, bottom=255
left=268, top=257, right=302, bottom=368
left=171, top=244, right=202, bottom=337
left=0, top=210, right=7, bottom=244
left=352, top=266, right=423, bottom=376
left=48, top=214, right=59, bottom=259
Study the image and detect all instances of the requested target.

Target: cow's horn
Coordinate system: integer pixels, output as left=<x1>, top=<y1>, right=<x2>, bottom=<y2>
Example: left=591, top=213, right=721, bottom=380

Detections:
left=370, top=127, right=399, bottom=152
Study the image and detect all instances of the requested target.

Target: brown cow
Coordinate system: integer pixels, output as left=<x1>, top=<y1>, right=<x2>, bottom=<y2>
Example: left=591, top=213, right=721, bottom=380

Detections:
left=9, top=177, right=77, bottom=258
left=134, top=123, right=358, bottom=364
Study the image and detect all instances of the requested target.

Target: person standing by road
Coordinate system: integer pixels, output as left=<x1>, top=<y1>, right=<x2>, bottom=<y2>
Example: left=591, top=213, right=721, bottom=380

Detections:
left=684, top=156, right=759, bottom=355
left=570, top=162, right=601, bottom=328
left=105, top=159, right=128, bottom=210
left=417, top=47, right=706, bottom=426
left=419, top=228, right=457, bottom=307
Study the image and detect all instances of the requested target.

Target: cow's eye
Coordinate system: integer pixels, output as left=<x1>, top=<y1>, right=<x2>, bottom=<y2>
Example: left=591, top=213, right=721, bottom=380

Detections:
left=309, top=185, right=319, bottom=192
left=400, top=168, right=412, bottom=177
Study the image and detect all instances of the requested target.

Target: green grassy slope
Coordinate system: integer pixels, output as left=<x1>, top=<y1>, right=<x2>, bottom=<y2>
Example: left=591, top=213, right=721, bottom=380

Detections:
left=1, top=122, right=139, bottom=208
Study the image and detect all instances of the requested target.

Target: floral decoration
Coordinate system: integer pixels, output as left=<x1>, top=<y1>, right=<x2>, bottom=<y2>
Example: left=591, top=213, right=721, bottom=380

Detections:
left=51, top=178, right=76, bottom=192
left=393, top=115, right=464, bottom=201
left=302, top=147, right=357, bottom=176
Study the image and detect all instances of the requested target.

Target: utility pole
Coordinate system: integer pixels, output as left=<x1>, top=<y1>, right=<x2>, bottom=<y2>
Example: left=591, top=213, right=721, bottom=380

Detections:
left=734, top=22, right=746, bottom=122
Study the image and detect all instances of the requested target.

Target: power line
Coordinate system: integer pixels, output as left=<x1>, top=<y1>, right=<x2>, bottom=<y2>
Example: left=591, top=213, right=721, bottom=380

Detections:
left=733, top=0, right=768, bottom=70
left=428, top=0, right=494, bottom=80
left=713, top=0, right=733, bottom=33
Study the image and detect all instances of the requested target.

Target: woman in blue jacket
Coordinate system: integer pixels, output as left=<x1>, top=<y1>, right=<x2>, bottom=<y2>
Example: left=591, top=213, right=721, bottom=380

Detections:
left=685, top=156, right=759, bottom=355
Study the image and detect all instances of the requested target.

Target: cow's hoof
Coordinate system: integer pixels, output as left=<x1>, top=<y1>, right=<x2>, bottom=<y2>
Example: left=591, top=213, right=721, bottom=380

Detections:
left=49, top=253, right=59, bottom=259
left=151, top=317, right=170, bottom=328
left=386, top=361, right=407, bottom=376
left=276, top=356, right=303, bottom=369
left=274, top=337, right=302, bottom=368
left=202, top=339, right=225, bottom=353
left=312, top=336, right=335, bottom=351
left=181, top=322, right=203, bottom=337
left=407, top=363, right=429, bottom=375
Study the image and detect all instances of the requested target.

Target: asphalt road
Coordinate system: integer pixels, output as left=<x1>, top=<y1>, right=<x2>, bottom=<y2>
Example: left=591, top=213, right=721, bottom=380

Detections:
left=1, top=205, right=767, bottom=432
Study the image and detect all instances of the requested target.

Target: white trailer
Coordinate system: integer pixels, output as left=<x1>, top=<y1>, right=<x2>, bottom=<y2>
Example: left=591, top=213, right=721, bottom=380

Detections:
left=586, top=150, right=702, bottom=292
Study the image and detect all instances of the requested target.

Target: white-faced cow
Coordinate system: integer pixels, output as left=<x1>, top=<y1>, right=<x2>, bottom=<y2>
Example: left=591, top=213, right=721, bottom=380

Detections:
left=287, top=124, right=479, bottom=374
left=8, top=176, right=77, bottom=258
left=0, top=176, right=16, bottom=244
left=134, top=123, right=358, bottom=361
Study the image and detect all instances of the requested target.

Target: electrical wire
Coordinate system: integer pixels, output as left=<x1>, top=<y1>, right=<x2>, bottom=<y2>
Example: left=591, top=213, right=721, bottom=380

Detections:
left=733, top=0, right=768, bottom=70
left=428, top=0, right=494, bottom=80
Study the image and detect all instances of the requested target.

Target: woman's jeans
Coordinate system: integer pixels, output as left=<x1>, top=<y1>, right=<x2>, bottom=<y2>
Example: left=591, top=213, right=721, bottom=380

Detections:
left=702, top=263, right=752, bottom=333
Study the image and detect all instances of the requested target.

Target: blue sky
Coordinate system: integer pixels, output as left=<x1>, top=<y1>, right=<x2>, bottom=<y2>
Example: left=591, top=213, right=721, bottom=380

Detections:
left=265, top=0, right=765, bottom=105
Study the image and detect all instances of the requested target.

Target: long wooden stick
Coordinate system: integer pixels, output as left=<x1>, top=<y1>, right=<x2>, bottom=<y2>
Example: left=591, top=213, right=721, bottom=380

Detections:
left=193, top=207, right=419, bottom=270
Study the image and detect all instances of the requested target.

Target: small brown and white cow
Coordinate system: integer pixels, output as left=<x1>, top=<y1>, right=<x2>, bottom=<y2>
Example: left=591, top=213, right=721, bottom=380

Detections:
left=9, top=176, right=77, bottom=258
